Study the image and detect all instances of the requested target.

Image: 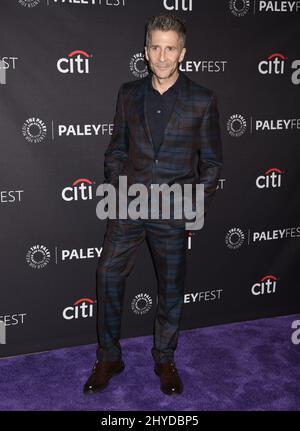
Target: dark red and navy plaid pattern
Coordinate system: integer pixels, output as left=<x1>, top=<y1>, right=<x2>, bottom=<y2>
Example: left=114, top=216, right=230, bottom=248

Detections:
left=104, top=70, right=223, bottom=224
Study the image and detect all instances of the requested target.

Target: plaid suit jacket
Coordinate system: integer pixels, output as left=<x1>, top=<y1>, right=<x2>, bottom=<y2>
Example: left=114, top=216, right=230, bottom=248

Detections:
left=103, top=70, right=223, bottom=226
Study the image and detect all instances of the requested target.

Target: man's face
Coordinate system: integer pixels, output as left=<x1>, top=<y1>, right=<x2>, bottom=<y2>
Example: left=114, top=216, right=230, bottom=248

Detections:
left=144, top=30, right=186, bottom=80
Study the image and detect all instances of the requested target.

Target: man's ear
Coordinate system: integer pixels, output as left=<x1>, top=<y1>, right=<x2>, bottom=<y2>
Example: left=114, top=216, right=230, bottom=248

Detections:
left=144, top=46, right=149, bottom=61
left=179, top=47, right=186, bottom=63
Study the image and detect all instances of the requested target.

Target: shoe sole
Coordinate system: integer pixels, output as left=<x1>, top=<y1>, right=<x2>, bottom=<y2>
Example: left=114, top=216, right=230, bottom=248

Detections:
left=83, top=362, right=125, bottom=395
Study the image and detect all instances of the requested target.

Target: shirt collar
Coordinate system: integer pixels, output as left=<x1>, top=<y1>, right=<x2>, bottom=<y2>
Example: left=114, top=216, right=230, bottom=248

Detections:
left=148, top=71, right=182, bottom=95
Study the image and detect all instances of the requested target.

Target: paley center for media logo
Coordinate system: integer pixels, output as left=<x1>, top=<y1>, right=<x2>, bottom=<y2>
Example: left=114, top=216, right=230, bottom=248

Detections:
left=129, top=53, right=148, bottom=79
left=131, top=293, right=153, bottom=315
left=225, top=225, right=300, bottom=249
left=26, top=243, right=102, bottom=268
left=26, top=245, right=51, bottom=269
left=22, top=117, right=112, bottom=143
left=229, top=0, right=300, bottom=16
left=227, top=113, right=300, bottom=137
left=22, top=118, right=47, bottom=143
left=18, top=0, right=40, bottom=7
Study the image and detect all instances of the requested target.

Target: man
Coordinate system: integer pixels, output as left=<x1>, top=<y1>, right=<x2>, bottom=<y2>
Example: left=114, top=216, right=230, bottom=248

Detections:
left=84, top=14, right=223, bottom=396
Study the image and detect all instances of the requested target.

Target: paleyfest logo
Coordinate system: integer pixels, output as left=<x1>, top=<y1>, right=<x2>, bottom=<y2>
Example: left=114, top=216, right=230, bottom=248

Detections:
left=18, top=0, right=40, bottom=7
left=229, top=0, right=300, bottom=15
left=229, top=0, right=250, bottom=16
left=22, top=118, right=47, bottom=143
left=26, top=245, right=51, bottom=269
left=131, top=293, right=153, bottom=315
left=129, top=53, right=148, bottom=79
left=225, top=227, right=245, bottom=249
left=227, top=114, right=247, bottom=137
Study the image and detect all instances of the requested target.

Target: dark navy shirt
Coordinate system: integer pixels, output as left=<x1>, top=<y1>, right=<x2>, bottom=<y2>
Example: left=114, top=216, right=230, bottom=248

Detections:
left=146, top=72, right=182, bottom=155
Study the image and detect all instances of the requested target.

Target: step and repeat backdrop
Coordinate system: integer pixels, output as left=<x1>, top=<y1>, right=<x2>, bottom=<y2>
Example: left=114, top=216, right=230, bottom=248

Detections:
left=0, top=0, right=299, bottom=358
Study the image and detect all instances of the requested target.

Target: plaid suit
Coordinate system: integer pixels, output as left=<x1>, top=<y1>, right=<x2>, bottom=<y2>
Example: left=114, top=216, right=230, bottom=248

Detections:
left=96, top=70, right=222, bottom=364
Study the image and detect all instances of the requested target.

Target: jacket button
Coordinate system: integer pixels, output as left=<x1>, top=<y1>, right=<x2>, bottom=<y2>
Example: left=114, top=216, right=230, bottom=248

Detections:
left=155, top=159, right=158, bottom=163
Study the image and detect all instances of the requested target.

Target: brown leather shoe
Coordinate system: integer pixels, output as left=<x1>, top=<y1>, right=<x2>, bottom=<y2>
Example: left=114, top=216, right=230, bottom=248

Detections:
left=154, top=360, right=183, bottom=396
left=83, top=359, right=125, bottom=394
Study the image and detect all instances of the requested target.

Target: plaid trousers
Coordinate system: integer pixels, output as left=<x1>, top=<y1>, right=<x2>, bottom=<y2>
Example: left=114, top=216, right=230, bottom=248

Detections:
left=96, top=218, right=187, bottom=365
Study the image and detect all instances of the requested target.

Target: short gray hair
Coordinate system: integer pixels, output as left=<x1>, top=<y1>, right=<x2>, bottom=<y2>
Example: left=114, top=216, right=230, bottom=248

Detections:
left=145, top=14, right=186, bottom=48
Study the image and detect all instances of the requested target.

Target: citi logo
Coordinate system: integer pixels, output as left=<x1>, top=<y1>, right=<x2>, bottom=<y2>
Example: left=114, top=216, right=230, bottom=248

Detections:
left=258, top=52, right=286, bottom=75
left=163, top=0, right=193, bottom=11
left=62, top=298, right=95, bottom=320
left=258, top=52, right=300, bottom=84
left=57, top=50, right=92, bottom=74
left=62, top=178, right=94, bottom=202
left=256, top=168, right=284, bottom=189
left=251, top=274, right=278, bottom=296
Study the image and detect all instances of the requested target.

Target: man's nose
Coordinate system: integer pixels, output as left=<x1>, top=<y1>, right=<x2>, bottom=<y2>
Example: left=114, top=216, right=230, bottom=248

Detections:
left=159, top=50, right=166, bottom=61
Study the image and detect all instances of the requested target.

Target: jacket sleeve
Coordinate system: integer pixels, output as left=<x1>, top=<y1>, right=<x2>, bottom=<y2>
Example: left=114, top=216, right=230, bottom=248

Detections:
left=197, top=91, right=223, bottom=215
left=103, top=84, right=128, bottom=187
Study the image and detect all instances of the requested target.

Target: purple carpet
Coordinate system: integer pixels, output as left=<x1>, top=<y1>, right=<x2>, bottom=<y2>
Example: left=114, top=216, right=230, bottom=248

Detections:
left=1, top=313, right=300, bottom=411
